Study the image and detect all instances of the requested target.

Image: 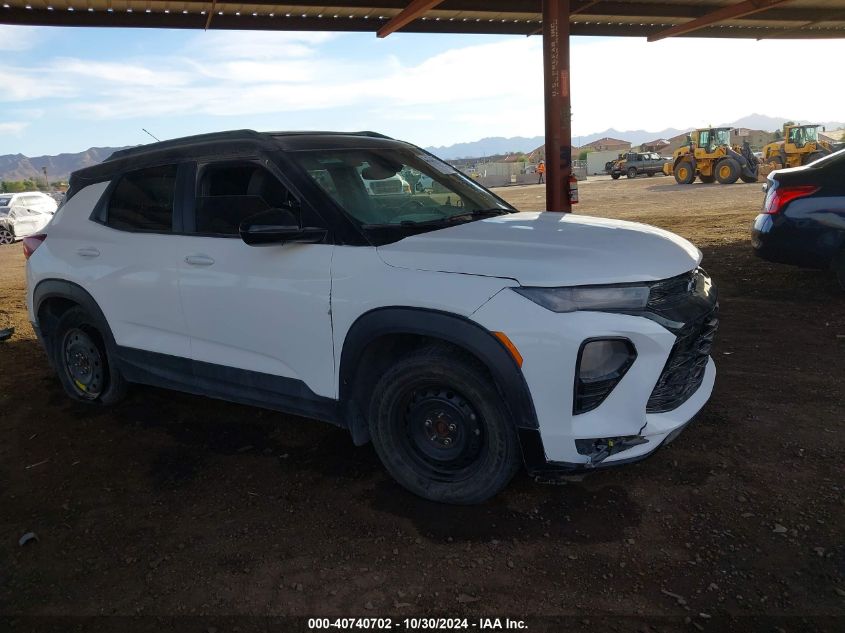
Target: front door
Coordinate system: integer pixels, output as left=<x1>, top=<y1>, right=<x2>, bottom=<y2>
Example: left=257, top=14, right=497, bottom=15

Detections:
left=177, top=159, right=336, bottom=404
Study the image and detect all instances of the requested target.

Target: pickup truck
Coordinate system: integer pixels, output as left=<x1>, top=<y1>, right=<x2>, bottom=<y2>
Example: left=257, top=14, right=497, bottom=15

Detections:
left=606, top=152, right=671, bottom=179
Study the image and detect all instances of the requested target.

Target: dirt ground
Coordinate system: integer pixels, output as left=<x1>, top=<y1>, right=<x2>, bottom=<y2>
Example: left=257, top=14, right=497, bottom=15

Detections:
left=1, top=176, right=843, bottom=632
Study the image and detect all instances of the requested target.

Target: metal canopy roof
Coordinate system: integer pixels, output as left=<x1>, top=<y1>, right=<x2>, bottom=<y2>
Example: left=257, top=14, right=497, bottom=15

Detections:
left=2, top=1, right=844, bottom=40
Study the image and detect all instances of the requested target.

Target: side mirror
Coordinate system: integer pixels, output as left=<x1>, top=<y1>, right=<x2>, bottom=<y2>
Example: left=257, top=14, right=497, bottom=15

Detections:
left=239, top=208, right=327, bottom=247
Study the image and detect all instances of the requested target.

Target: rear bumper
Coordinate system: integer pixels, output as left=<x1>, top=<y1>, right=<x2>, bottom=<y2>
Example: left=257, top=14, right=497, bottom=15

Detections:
left=752, top=214, right=832, bottom=269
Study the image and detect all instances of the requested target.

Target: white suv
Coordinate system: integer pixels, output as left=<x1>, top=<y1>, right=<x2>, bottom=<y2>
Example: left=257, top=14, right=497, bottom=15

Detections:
left=0, top=191, right=58, bottom=244
left=25, top=130, right=718, bottom=504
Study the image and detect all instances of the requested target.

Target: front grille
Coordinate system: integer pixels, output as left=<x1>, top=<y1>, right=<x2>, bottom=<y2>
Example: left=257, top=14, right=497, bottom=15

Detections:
left=644, top=268, right=718, bottom=414
left=646, top=305, right=719, bottom=413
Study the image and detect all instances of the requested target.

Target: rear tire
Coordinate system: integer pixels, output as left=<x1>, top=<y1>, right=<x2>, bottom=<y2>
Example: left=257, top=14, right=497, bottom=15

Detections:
left=715, top=158, right=740, bottom=184
left=0, top=228, right=14, bottom=245
left=626, top=167, right=637, bottom=179
left=674, top=161, right=695, bottom=184
left=51, top=306, right=127, bottom=405
left=368, top=347, right=521, bottom=504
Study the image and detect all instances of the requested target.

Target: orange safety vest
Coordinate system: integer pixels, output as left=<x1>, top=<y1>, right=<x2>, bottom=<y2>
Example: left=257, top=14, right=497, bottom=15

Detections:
left=537, top=163, right=546, bottom=174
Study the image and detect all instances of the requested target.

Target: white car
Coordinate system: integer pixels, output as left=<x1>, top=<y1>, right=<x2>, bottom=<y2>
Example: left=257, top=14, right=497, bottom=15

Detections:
left=24, top=130, right=717, bottom=504
left=0, top=191, right=58, bottom=245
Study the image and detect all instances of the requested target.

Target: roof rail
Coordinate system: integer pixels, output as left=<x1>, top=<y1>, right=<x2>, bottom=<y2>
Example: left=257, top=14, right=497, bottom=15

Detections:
left=106, top=129, right=263, bottom=161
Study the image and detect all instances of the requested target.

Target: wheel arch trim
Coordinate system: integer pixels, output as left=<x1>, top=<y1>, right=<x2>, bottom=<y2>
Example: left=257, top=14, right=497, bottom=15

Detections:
left=338, top=306, right=539, bottom=430
left=32, top=279, right=118, bottom=353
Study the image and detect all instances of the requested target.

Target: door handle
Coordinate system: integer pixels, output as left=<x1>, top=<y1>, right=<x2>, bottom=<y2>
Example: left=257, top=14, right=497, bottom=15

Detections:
left=185, top=254, right=215, bottom=266
left=76, top=247, right=100, bottom=258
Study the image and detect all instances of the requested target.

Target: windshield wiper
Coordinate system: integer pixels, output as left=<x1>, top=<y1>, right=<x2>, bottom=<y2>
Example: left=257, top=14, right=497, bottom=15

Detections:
left=362, top=208, right=510, bottom=230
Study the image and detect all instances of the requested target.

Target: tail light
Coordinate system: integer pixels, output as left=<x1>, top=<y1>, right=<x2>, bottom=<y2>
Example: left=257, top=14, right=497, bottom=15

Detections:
left=763, top=183, right=820, bottom=215
left=22, top=234, right=46, bottom=260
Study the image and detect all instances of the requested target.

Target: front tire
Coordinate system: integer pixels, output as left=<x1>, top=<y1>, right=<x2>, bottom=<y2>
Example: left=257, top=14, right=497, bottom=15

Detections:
left=0, top=227, right=15, bottom=245
left=674, top=160, right=695, bottom=184
left=369, top=347, right=521, bottom=504
left=716, top=158, right=740, bottom=184
left=51, top=306, right=127, bottom=405
left=611, top=173, right=620, bottom=180
left=626, top=167, right=637, bottom=179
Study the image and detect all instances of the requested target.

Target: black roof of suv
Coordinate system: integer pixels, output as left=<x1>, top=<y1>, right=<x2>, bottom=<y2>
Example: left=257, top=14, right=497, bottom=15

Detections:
left=73, top=130, right=403, bottom=184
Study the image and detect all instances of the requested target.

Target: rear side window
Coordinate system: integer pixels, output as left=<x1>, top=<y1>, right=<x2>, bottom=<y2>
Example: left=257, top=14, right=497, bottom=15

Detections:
left=106, top=165, right=177, bottom=232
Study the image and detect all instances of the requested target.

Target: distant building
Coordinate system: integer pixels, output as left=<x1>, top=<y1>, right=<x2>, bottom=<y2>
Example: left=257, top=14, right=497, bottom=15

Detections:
left=640, top=139, right=670, bottom=153
left=581, top=137, right=631, bottom=152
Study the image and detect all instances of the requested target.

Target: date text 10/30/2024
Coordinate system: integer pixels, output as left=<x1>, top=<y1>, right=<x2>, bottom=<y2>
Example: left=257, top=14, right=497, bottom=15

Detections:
left=308, top=618, right=528, bottom=630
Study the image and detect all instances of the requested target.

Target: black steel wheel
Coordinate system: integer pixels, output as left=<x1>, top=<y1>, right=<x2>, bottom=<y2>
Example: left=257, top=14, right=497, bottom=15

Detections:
left=51, top=306, right=127, bottom=404
left=61, top=327, right=105, bottom=399
left=369, top=346, right=520, bottom=504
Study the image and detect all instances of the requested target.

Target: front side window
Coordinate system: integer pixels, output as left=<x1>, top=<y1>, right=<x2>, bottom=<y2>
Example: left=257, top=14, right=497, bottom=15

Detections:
left=195, top=162, right=297, bottom=235
left=714, top=129, right=731, bottom=146
left=0, top=196, right=12, bottom=207
left=106, top=164, right=177, bottom=232
left=292, top=146, right=513, bottom=235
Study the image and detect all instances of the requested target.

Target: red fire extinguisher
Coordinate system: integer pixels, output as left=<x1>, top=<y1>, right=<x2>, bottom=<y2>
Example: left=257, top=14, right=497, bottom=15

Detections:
left=568, top=174, right=579, bottom=205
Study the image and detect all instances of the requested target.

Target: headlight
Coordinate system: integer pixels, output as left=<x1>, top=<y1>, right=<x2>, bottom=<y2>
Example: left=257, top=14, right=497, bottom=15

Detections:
left=513, top=284, right=650, bottom=313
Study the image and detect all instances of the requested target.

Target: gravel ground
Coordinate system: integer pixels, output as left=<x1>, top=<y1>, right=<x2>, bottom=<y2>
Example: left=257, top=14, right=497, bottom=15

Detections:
left=1, top=176, right=843, bottom=632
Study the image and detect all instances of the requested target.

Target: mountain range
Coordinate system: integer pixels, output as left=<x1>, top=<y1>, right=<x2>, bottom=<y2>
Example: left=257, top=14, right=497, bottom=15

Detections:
left=0, top=147, right=129, bottom=184
left=424, top=114, right=845, bottom=159
left=2, top=114, right=844, bottom=181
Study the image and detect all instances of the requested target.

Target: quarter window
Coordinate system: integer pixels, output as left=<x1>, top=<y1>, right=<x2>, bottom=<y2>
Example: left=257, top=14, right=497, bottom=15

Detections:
left=107, top=164, right=177, bottom=232
left=195, top=163, right=297, bottom=235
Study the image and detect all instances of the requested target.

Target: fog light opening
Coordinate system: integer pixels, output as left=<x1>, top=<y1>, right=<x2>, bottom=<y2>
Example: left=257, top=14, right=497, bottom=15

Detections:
left=573, top=338, right=637, bottom=414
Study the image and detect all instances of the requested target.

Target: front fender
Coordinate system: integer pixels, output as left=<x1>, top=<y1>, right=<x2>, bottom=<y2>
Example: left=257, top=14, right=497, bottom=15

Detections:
left=338, top=306, right=539, bottom=432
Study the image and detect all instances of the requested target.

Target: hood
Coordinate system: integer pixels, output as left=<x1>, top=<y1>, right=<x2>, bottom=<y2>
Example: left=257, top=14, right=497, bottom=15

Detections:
left=377, top=212, right=702, bottom=287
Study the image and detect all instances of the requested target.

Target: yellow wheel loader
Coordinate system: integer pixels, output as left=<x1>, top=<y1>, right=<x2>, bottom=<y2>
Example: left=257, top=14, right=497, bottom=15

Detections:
left=761, top=124, right=832, bottom=169
left=662, top=127, right=759, bottom=185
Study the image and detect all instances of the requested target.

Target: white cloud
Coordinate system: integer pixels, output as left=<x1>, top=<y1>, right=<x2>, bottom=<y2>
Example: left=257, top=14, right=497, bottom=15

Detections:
left=570, top=37, right=845, bottom=135
left=56, top=35, right=543, bottom=123
left=0, top=25, right=40, bottom=51
left=0, top=68, right=76, bottom=101
left=4, top=29, right=845, bottom=151
left=184, top=31, right=337, bottom=60
left=0, top=121, right=29, bottom=135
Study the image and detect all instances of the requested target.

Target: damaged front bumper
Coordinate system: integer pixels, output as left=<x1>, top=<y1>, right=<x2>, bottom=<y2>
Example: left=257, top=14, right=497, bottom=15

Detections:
left=520, top=357, right=715, bottom=480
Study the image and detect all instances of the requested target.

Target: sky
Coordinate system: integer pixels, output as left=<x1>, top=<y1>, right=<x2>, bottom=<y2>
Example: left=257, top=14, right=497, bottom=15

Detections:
left=2, top=24, right=845, bottom=157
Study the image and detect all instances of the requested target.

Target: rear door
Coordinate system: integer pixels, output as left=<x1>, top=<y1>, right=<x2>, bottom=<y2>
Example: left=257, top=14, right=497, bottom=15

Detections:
left=78, top=163, right=191, bottom=360
left=176, top=158, right=336, bottom=400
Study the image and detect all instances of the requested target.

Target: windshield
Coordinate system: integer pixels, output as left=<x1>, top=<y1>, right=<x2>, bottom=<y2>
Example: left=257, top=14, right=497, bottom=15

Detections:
left=292, top=147, right=514, bottom=231
left=714, top=129, right=731, bottom=146
left=789, top=126, right=819, bottom=146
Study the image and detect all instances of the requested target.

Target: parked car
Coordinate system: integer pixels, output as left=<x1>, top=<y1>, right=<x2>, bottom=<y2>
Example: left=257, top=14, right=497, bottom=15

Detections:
left=0, top=191, right=58, bottom=245
left=607, top=152, right=670, bottom=179
left=25, top=130, right=718, bottom=504
left=751, top=148, right=845, bottom=289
